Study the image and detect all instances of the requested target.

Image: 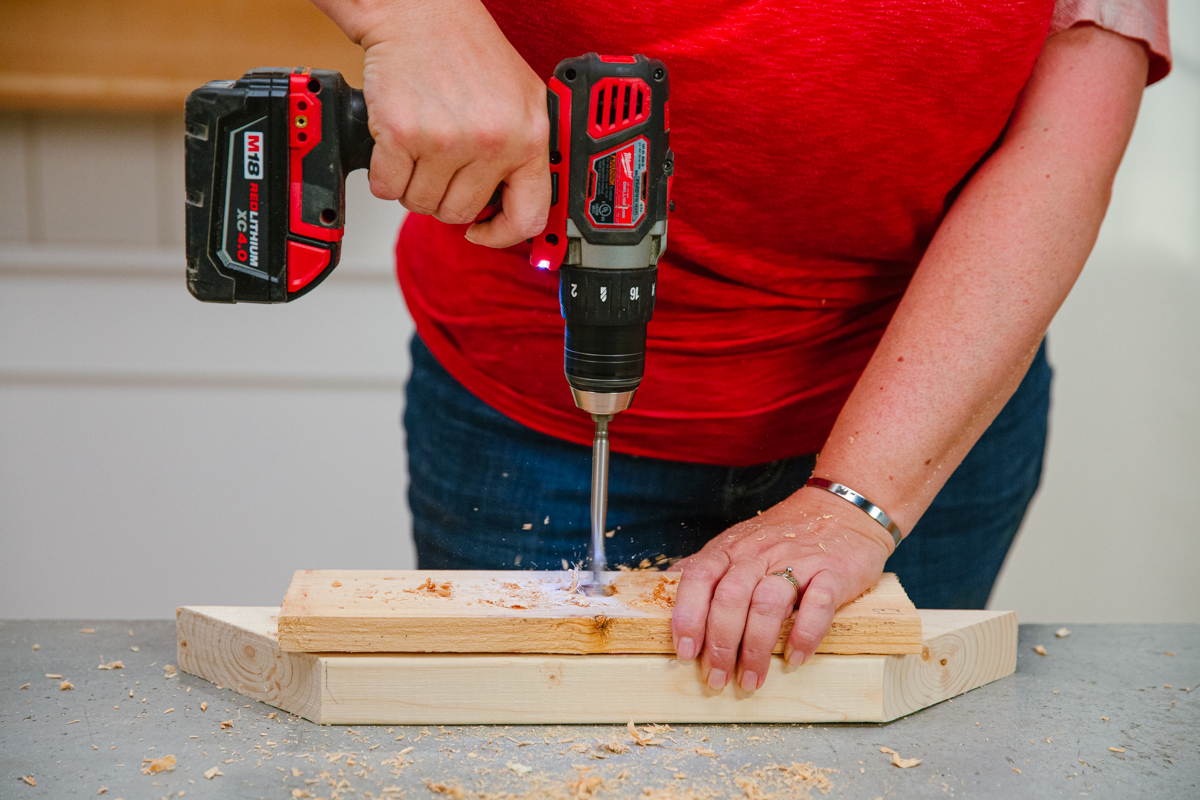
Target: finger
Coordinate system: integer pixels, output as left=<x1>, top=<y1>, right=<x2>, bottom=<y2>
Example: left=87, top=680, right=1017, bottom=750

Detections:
left=784, top=570, right=845, bottom=667
left=366, top=141, right=416, bottom=202
left=464, top=155, right=550, bottom=247
left=670, top=551, right=730, bottom=663
left=735, top=572, right=798, bottom=691
left=435, top=161, right=507, bottom=225
left=700, top=561, right=763, bottom=691
left=401, top=154, right=461, bottom=216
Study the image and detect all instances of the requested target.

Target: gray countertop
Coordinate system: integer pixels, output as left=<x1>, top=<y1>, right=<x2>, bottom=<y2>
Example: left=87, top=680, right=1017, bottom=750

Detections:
left=1, top=620, right=1196, bottom=799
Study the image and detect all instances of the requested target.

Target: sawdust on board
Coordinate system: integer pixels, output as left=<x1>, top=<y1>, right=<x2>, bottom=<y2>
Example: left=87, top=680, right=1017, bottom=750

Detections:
left=408, top=578, right=453, bottom=598
left=628, top=575, right=679, bottom=610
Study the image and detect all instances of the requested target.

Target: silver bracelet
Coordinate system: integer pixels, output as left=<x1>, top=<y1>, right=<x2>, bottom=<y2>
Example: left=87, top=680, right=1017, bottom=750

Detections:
left=805, top=477, right=903, bottom=547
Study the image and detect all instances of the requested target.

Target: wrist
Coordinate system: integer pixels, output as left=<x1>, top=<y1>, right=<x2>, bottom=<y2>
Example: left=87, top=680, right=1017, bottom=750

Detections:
left=805, top=476, right=903, bottom=549
left=779, top=486, right=898, bottom=556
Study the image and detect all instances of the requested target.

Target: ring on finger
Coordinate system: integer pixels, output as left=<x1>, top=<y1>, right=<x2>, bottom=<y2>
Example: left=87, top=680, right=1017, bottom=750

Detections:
left=769, top=566, right=801, bottom=596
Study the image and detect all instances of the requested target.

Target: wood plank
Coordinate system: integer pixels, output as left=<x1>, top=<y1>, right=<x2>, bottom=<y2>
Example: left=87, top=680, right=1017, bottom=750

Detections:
left=0, top=0, right=363, bottom=111
left=278, top=570, right=922, bottom=655
left=178, top=605, right=1016, bottom=725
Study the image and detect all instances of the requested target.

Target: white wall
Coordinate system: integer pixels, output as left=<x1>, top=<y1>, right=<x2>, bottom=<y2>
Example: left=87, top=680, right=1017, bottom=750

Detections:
left=989, top=6, right=1200, bottom=623
left=2, top=12, right=1197, bottom=621
left=0, top=112, right=415, bottom=617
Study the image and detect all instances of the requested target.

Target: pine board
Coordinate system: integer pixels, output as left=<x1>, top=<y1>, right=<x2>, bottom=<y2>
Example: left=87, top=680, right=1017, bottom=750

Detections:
left=177, top=605, right=1015, bottom=725
left=277, top=570, right=922, bottom=655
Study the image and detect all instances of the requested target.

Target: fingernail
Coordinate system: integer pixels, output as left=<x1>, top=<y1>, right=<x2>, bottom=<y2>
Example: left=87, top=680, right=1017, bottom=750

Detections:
left=677, top=637, right=697, bottom=661
left=707, top=668, right=727, bottom=690
left=786, top=648, right=805, bottom=667
left=739, top=671, right=758, bottom=692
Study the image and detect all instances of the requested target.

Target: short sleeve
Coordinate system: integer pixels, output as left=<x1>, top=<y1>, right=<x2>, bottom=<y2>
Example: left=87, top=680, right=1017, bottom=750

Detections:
left=1051, top=0, right=1171, bottom=84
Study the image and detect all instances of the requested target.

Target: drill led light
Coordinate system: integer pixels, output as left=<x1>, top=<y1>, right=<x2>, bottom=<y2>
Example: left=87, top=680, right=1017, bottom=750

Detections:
left=536, top=259, right=551, bottom=270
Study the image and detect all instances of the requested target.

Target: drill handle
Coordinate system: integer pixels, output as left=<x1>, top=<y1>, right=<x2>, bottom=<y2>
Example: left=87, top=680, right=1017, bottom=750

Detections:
left=340, top=87, right=374, bottom=173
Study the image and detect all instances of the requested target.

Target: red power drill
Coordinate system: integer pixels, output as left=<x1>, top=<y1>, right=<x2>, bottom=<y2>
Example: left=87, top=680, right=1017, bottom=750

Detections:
left=184, top=55, right=673, bottom=586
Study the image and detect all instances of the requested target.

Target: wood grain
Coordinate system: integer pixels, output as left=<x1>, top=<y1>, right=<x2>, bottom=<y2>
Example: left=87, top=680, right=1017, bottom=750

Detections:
left=277, top=570, right=922, bottom=655
left=0, top=0, right=362, bottom=110
left=178, top=605, right=1015, bottom=724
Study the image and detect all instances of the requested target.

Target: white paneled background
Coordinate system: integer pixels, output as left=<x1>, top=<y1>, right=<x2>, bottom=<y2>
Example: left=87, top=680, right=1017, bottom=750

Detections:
left=2, top=11, right=1198, bottom=621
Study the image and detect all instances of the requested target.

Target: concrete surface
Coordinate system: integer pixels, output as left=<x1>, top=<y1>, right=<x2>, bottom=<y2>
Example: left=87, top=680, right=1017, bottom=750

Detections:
left=1, top=619, right=1196, bottom=799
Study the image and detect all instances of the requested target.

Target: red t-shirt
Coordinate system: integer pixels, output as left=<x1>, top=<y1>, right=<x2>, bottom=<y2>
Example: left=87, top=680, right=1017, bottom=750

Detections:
left=394, top=1, right=1150, bottom=466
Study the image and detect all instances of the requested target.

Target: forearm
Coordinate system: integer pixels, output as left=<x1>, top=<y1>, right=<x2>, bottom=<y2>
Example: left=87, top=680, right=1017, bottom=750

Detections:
left=811, top=25, right=1148, bottom=535
left=310, top=0, right=489, bottom=48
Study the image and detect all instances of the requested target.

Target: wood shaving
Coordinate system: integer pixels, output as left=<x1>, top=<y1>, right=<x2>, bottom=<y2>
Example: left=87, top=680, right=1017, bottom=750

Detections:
left=1165, top=684, right=1173, bottom=689
left=523, top=523, right=533, bottom=530
left=200, top=702, right=207, bottom=711
left=332, top=580, right=342, bottom=587
left=1055, top=628, right=1071, bottom=638
left=1101, top=717, right=1109, bottom=721
left=45, top=673, right=62, bottom=679
left=568, top=768, right=604, bottom=799
left=80, top=628, right=96, bottom=634
left=32, top=644, right=40, bottom=651
left=60, top=680, right=74, bottom=690
left=19, top=683, right=29, bottom=690
left=423, top=780, right=464, bottom=799
left=67, top=719, right=80, bottom=724
left=407, top=578, right=453, bottom=598
left=1012, top=767, right=1022, bottom=774
left=1033, top=645, right=1047, bottom=656
left=98, top=786, right=107, bottom=794
left=627, top=721, right=666, bottom=747
left=163, top=708, right=174, bottom=714
left=1109, top=747, right=1125, bottom=753
left=507, top=761, right=533, bottom=775
left=1165, top=651, right=1175, bottom=656
left=221, top=720, right=233, bottom=729
left=292, top=790, right=310, bottom=799
left=203, top=766, right=223, bottom=779
left=21, top=776, right=35, bottom=787
left=164, top=664, right=177, bottom=678
left=98, top=660, right=124, bottom=670
left=141, top=754, right=177, bottom=774
left=695, top=746, right=717, bottom=757
left=879, top=746, right=921, bottom=768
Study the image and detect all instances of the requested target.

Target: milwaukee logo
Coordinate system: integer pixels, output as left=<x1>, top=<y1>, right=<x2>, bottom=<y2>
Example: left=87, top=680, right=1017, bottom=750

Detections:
left=244, top=131, right=264, bottom=180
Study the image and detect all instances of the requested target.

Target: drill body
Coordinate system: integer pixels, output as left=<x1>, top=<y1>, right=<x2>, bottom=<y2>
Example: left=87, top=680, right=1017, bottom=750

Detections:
left=184, top=56, right=673, bottom=579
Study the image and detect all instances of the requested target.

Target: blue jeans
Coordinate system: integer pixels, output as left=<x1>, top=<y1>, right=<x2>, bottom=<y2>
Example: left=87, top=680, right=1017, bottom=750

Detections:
left=405, top=336, right=1051, bottom=609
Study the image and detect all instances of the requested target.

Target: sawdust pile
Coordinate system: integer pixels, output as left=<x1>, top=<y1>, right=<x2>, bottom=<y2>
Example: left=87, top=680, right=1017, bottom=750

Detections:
left=408, top=578, right=454, bottom=598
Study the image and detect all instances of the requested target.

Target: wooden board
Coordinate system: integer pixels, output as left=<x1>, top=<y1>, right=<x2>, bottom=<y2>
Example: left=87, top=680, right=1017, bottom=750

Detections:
left=277, top=570, right=922, bottom=655
left=178, top=605, right=1015, bottom=725
left=0, top=0, right=363, bottom=110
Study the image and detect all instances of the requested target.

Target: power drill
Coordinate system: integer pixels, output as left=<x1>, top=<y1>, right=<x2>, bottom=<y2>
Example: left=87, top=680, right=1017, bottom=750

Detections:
left=183, top=55, right=673, bottom=590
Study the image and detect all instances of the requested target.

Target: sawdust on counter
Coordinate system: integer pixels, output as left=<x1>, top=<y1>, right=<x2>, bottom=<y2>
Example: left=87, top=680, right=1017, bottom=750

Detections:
left=141, top=754, right=177, bottom=774
left=879, top=746, right=921, bottom=768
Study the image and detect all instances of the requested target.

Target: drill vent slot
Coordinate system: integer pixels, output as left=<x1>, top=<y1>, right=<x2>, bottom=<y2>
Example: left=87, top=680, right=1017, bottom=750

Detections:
left=588, top=78, right=651, bottom=139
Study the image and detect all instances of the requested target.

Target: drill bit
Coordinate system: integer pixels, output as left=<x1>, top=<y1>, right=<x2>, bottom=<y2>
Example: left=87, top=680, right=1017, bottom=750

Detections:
left=584, top=414, right=612, bottom=595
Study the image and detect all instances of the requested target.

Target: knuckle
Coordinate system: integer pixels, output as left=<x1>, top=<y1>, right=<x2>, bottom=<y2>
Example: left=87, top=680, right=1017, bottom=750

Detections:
left=705, top=639, right=737, bottom=663
left=802, top=589, right=836, bottom=614
left=711, top=580, right=747, bottom=607
left=683, top=561, right=723, bottom=585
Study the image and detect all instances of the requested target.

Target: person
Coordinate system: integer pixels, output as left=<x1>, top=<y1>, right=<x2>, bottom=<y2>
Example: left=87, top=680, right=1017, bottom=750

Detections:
left=312, top=0, right=1170, bottom=692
